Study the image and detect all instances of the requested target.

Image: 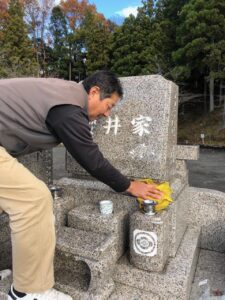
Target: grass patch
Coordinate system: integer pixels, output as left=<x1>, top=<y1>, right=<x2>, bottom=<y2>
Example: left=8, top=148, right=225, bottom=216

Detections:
left=178, top=107, right=225, bottom=146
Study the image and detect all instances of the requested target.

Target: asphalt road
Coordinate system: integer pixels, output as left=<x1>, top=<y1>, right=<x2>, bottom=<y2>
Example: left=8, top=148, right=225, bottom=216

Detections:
left=53, top=147, right=225, bottom=193
left=187, top=148, right=225, bottom=193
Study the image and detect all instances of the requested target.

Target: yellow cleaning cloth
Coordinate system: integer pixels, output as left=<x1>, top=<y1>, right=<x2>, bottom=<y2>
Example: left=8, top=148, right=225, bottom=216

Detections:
left=137, top=178, right=173, bottom=212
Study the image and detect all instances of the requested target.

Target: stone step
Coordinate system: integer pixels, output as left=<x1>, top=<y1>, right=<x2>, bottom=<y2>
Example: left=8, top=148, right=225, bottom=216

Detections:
left=108, top=283, right=159, bottom=300
left=55, top=247, right=116, bottom=300
left=113, top=226, right=201, bottom=300
left=54, top=271, right=91, bottom=300
left=56, top=226, right=116, bottom=261
left=68, top=204, right=127, bottom=234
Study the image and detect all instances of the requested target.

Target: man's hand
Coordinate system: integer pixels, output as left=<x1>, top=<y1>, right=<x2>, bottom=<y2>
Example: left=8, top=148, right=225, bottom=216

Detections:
left=126, top=181, right=164, bottom=200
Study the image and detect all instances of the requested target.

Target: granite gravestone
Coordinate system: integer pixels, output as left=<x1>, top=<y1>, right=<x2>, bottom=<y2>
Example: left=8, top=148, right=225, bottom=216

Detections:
left=66, top=75, right=178, bottom=182
left=18, top=150, right=53, bottom=185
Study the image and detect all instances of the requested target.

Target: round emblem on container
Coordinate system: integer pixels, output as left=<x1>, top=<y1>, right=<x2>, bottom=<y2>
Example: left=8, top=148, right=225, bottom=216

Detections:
left=133, top=229, right=157, bottom=257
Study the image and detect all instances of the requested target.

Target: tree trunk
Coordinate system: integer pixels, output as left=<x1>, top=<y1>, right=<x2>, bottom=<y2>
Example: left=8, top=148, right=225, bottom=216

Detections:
left=204, top=77, right=207, bottom=114
left=219, top=79, right=223, bottom=106
left=209, top=77, right=214, bottom=112
left=69, top=61, right=71, bottom=81
left=223, top=93, right=225, bottom=127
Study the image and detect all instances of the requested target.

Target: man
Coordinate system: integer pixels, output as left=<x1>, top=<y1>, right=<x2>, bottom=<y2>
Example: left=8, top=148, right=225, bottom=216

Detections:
left=0, top=70, right=163, bottom=300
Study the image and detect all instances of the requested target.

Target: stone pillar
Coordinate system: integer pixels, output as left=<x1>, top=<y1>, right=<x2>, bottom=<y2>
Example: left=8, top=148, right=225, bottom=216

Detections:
left=129, top=210, right=171, bottom=272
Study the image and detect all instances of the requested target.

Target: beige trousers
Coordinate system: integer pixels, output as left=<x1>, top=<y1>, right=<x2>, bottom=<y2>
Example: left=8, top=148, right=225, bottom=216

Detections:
left=0, top=146, right=55, bottom=293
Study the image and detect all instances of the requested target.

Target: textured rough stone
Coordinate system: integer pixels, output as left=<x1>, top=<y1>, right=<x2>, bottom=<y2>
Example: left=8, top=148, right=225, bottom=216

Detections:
left=175, top=160, right=189, bottom=182
left=66, top=75, right=178, bottom=181
left=129, top=209, right=171, bottom=272
left=109, top=283, right=159, bottom=300
left=190, top=249, right=225, bottom=300
left=68, top=204, right=127, bottom=234
left=0, top=273, right=12, bottom=298
left=187, top=187, right=225, bottom=252
left=55, top=234, right=118, bottom=299
left=53, top=181, right=138, bottom=212
left=170, top=185, right=189, bottom=257
left=68, top=203, right=130, bottom=261
left=57, top=226, right=116, bottom=261
left=53, top=196, right=75, bottom=232
left=176, top=145, right=199, bottom=160
left=0, top=213, right=11, bottom=270
left=0, top=213, right=10, bottom=244
left=18, top=150, right=53, bottom=185
left=114, top=227, right=200, bottom=300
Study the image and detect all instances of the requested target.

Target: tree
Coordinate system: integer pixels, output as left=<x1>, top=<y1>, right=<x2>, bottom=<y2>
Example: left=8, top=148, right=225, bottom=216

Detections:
left=110, top=0, right=184, bottom=77
left=111, top=14, right=151, bottom=76
left=24, top=0, right=54, bottom=76
left=58, top=0, right=113, bottom=78
left=153, top=0, right=188, bottom=77
left=0, top=0, right=38, bottom=77
left=81, top=10, right=113, bottom=74
left=49, top=5, right=70, bottom=78
left=172, top=0, right=225, bottom=112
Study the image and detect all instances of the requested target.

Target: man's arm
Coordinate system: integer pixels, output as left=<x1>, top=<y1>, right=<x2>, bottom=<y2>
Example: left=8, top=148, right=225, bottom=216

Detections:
left=46, top=105, right=163, bottom=199
left=46, top=105, right=130, bottom=192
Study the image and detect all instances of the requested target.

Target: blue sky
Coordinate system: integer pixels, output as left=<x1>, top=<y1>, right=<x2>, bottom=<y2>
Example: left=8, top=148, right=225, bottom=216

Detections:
left=54, top=0, right=143, bottom=23
left=89, top=0, right=142, bottom=18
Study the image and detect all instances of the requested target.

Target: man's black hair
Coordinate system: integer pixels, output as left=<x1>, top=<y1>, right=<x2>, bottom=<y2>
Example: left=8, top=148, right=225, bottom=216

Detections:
left=82, top=70, right=123, bottom=100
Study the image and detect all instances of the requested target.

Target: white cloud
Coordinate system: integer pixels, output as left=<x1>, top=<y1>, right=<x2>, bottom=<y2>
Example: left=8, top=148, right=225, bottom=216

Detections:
left=116, top=6, right=139, bottom=18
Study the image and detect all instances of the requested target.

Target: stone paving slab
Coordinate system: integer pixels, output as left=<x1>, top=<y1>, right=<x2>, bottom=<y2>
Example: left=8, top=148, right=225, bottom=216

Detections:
left=109, top=283, right=159, bottom=300
left=190, top=249, right=225, bottom=300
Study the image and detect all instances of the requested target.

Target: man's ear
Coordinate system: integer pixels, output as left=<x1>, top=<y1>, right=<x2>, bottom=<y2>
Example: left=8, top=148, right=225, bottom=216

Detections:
left=89, top=86, right=100, bottom=97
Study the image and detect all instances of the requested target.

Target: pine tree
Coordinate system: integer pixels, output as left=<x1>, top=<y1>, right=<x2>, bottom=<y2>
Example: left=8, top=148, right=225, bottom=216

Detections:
left=49, top=6, right=71, bottom=78
left=82, top=10, right=113, bottom=75
left=111, top=14, right=151, bottom=76
left=110, top=0, right=184, bottom=77
left=173, top=0, right=225, bottom=111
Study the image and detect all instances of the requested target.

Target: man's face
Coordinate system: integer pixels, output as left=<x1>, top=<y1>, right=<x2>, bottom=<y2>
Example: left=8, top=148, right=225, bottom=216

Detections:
left=87, top=86, right=120, bottom=121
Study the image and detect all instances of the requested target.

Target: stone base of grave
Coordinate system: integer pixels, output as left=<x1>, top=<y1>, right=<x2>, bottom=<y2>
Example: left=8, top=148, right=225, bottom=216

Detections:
left=48, top=179, right=197, bottom=300
left=113, top=227, right=200, bottom=300
left=2, top=183, right=225, bottom=300
left=2, top=233, right=225, bottom=300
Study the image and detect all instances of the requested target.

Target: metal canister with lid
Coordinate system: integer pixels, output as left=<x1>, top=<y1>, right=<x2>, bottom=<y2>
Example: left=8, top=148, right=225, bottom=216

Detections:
left=141, top=199, right=157, bottom=215
left=49, top=185, right=62, bottom=200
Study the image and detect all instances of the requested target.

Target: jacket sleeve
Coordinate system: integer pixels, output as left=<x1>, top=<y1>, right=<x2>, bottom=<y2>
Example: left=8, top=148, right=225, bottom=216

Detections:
left=46, top=104, right=131, bottom=192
